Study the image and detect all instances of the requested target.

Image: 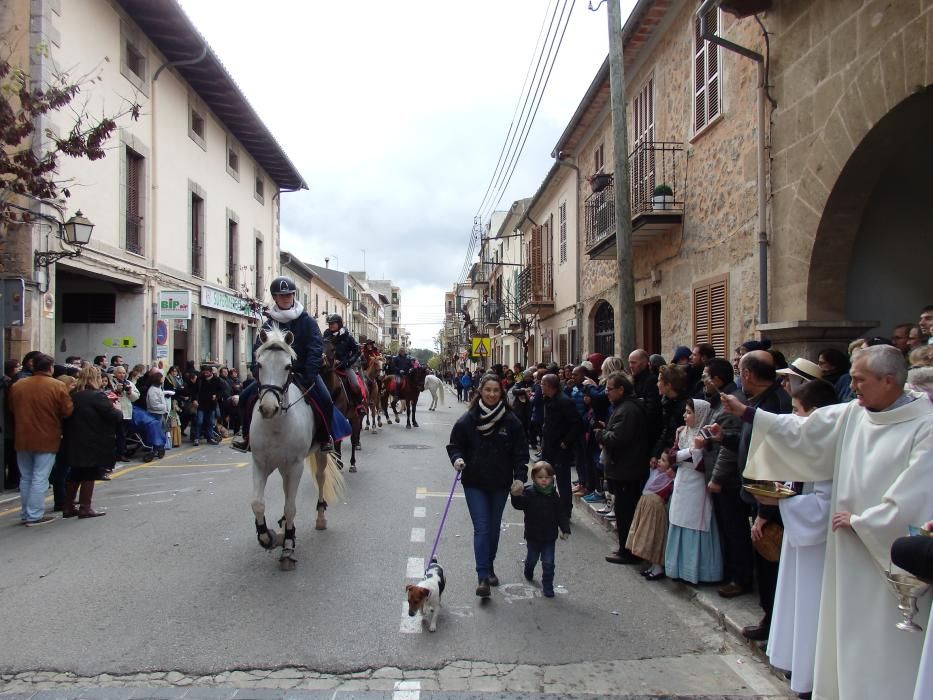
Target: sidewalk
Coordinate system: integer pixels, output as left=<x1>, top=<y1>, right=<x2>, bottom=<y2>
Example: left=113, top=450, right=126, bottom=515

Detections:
left=574, top=490, right=768, bottom=647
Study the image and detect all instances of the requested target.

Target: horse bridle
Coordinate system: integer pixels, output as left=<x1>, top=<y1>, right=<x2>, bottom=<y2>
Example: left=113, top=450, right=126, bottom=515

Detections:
left=254, top=347, right=311, bottom=412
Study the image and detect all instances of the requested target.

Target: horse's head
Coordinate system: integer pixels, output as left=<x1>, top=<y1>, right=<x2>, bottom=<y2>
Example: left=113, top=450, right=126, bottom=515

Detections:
left=254, top=324, right=297, bottom=418
left=322, top=339, right=336, bottom=370
left=410, top=366, right=428, bottom=392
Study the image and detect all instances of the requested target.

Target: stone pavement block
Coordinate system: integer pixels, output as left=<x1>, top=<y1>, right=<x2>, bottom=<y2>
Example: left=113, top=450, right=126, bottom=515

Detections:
left=0, top=693, right=37, bottom=700
left=76, top=690, right=134, bottom=700
left=178, top=690, right=237, bottom=700
left=128, top=689, right=188, bottom=700
left=231, top=689, right=284, bottom=700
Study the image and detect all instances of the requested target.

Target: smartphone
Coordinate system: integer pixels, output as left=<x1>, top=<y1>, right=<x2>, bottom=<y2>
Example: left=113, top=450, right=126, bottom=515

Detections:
left=699, top=428, right=713, bottom=440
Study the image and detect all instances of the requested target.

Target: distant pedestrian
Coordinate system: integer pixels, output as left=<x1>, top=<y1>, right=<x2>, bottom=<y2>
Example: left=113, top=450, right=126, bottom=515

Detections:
left=511, top=461, right=570, bottom=597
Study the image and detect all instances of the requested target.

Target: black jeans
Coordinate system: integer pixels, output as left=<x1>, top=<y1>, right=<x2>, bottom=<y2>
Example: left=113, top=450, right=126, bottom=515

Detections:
left=552, top=461, right=573, bottom=521
left=712, top=487, right=754, bottom=588
left=755, top=553, right=779, bottom=627
left=607, top=477, right=642, bottom=553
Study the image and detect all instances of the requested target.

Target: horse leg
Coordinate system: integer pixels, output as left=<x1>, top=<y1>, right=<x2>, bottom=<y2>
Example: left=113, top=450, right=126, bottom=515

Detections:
left=313, top=453, right=329, bottom=530
left=251, top=467, right=279, bottom=550
left=349, top=417, right=359, bottom=473
left=278, top=464, right=301, bottom=571
left=412, top=399, right=419, bottom=428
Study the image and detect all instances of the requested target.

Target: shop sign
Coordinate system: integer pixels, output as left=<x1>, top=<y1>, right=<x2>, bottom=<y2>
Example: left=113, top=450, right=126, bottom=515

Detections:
left=159, top=290, right=192, bottom=320
left=200, top=285, right=259, bottom=318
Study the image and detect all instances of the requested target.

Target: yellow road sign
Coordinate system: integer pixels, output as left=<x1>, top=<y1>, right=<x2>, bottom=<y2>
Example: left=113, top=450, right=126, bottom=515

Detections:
left=471, top=336, right=490, bottom=358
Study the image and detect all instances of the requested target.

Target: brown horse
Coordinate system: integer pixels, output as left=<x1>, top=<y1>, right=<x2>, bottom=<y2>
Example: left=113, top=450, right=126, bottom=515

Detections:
left=363, top=357, right=383, bottom=433
left=383, top=367, right=427, bottom=429
left=321, top=339, right=362, bottom=472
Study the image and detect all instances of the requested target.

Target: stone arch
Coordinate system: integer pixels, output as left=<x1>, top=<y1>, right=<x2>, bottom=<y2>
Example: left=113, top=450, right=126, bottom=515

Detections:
left=590, top=299, right=615, bottom=358
left=794, top=23, right=933, bottom=320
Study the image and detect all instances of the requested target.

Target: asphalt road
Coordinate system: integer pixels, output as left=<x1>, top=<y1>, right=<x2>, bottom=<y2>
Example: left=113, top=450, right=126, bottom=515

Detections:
left=0, top=390, right=789, bottom=698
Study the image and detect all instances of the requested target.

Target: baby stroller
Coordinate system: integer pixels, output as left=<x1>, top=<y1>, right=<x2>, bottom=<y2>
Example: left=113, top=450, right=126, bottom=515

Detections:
left=126, top=405, right=167, bottom=461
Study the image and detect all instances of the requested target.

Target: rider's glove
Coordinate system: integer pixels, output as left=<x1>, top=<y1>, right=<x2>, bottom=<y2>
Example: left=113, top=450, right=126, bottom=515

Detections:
left=453, top=458, right=465, bottom=471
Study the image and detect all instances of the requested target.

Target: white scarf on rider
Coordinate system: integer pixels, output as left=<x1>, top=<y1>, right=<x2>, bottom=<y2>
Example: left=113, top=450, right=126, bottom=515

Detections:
left=266, top=300, right=305, bottom=324
left=477, top=400, right=506, bottom=436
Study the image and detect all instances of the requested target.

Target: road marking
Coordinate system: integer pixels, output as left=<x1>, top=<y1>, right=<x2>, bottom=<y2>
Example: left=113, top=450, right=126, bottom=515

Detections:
left=394, top=679, right=421, bottom=698
left=417, top=491, right=465, bottom=498
left=146, top=462, right=247, bottom=469
left=398, top=601, right=422, bottom=635
left=413, top=506, right=425, bottom=518
left=410, top=527, right=425, bottom=543
left=406, top=557, right=424, bottom=579
left=107, top=487, right=196, bottom=500
left=415, top=487, right=426, bottom=500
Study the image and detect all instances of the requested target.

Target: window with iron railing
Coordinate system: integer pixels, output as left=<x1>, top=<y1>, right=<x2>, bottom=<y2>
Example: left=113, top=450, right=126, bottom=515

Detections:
left=125, top=148, right=144, bottom=255
left=191, top=193, right=204, bottom=277
left=584, top=181, right=616, bottom=250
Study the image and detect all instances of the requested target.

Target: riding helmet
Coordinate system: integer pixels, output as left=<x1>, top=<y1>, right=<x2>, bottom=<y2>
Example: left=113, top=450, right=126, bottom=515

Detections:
left=326, top=313, right=343, bottom=326
left=269, top=276, right=298, bottom=296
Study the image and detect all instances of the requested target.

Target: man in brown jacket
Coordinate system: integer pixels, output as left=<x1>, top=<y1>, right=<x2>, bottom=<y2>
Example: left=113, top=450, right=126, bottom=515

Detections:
left=9, top=353, right=74, bottom=525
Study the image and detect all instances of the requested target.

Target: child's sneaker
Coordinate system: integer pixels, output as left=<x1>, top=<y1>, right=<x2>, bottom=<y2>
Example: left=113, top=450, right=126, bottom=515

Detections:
left=582, top=491, right=605, bottom=503
left=543, top=588, right=555, bottom=598
left=524, top=566, right=534, bottom=582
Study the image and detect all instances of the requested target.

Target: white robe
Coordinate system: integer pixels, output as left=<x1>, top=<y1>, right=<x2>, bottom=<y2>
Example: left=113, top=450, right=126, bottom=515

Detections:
left=744, top=394, right=933, bottom=700
left=767, top=479, right=832, bottom=695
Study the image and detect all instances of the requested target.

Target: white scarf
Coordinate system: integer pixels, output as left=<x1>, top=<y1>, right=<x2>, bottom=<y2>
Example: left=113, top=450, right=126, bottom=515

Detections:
left=477, top=400, right=506, bottom=436
left=677, top=397, right=712, bottom=450
left=266, top=300, right=305, bottom=324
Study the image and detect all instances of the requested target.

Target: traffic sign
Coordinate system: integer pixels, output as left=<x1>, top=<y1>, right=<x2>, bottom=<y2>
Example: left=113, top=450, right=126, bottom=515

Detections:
left=471, top=336, right=490, bottom=358
left=156, top=320, right=168, bottom=345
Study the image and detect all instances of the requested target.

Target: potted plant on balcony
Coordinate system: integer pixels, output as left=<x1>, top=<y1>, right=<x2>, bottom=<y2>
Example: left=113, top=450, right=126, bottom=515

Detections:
left=651, top=183, right=674, bottom=210
left=587, top=170, right=612, bottom=193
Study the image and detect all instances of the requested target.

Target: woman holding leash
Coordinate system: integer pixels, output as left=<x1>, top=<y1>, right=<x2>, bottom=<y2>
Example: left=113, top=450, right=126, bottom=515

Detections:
left=447, top=373, right=529, bottom=598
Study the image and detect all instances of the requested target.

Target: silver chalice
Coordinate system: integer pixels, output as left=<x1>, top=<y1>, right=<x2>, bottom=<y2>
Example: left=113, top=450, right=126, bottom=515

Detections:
left=886, top=570, right=930, bottom=632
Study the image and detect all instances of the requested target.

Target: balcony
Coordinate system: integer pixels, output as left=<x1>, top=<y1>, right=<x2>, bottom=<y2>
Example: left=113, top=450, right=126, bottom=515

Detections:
left=125, top=214, right=143, bottom=255
left=481, top=301, right=502, bottom=329
left=518, top=263, right=554, bottom=314
left=585, top=141, right=685, bottom=260
left=352, top=301, right=368, bottom=318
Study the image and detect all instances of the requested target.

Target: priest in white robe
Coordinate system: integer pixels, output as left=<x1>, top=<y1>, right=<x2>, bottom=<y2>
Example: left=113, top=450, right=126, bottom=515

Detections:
left=720, top=345, right=933, bottom=700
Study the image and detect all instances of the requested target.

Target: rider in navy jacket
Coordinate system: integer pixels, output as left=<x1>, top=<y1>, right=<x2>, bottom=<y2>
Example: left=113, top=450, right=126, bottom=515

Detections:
left=387, top=347, right=415, bottom=401
left=322, top=314, right=364, bottom=410
left=232, top=276, right=336, bottom=452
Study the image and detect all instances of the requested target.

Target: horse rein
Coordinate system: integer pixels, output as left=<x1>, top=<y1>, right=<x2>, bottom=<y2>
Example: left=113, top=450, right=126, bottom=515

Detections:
left=255, top=345, right=312, bottom=412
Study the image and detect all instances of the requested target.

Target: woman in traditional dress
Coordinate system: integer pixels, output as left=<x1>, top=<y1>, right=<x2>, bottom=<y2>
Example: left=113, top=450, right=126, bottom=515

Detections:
left=663, top=398, right=722, bottom=584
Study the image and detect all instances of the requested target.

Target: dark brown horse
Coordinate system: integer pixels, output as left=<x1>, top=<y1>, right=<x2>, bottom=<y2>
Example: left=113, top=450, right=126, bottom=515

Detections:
left=383, top=367, right=427, bottom=429
left=321, top=339, right=363, bottom=472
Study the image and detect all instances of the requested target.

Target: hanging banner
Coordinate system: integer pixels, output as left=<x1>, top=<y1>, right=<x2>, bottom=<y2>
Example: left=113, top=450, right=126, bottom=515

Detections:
left=159, top=290, right=192, bottom=320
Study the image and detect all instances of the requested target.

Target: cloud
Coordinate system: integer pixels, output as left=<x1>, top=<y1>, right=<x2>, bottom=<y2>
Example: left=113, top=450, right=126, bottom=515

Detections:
left=178, top=0, right=622, bottom=348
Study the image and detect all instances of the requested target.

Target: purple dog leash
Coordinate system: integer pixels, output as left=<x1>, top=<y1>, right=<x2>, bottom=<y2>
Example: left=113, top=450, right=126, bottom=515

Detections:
left=425, top=469, right=461, bottom=573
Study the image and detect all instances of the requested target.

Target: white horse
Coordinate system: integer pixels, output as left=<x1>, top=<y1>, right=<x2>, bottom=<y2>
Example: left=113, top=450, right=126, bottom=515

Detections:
left=250, top=325, right=346, bottom=571
left=424, top=374, right=445, bottom=411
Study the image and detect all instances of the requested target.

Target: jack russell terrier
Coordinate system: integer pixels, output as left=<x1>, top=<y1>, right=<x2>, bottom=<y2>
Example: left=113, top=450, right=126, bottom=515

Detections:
left=406, top=557, right=446, bottom=632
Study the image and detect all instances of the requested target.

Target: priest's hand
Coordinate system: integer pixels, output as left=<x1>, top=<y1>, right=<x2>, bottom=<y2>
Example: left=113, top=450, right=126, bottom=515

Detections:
left=832, top=511, right=853, bottom=531
left=719, top=393, right=745, bottom=416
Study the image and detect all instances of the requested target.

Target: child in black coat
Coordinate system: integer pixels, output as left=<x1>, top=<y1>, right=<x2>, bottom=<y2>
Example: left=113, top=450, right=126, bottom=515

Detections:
left=510, top=461, right=571, bottom=597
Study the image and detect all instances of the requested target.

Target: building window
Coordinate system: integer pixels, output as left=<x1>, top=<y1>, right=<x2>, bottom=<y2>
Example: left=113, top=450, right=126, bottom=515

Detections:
left=200, top=316, right=216, bottom=363
left=226, top=135, right=239, bottom=180
left=254, top=236, right=264, bottom=298
left=189, top=104, right=206, bottom=150
left=632, top=76, right=656, bottom=211
left=559, top=201, right=567, bottom=265
left=120, top=23, right=149, bottom=96
left=693, top=274, right=729, bottom=358
left=594, top=143, right=605, bottom=173
left=227, top=218, right=238, bottom=289
left=62, top=293, right=116, bottom=324
left=254, top=174, right=264, bottom=204
left=125, top=148, right=144, bottom=255
left=315, top=293, right=320, bottom=316
left=191, top=191, right=205, bottom=278
left=694, top=7, right=722, bottom=134
left=593, top=301, right=615, bottom=357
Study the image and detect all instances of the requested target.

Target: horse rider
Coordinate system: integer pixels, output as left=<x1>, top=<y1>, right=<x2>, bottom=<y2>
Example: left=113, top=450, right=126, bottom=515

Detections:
left=387, top=345, right=415, bottom=404
left=322, top=313, right=366, bottom=416
left=361, top=339, right=382, bottom=371
left=232, top=276, right=336, bottom=453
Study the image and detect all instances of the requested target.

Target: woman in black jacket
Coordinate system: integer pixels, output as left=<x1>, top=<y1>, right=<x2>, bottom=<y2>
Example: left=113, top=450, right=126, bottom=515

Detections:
left=652, top=364, right=688, bottom=460
left=448, top=373, right=529, bottom=598
left=61, top=366, right=123, bottom=518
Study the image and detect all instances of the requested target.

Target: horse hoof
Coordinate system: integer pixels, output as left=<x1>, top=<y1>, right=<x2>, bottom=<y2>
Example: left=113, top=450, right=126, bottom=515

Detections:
left=413, top=422, right=419, bottom=428
left=349, top=465, right=357, bottom=473
left=406, top=425, right=411, bottom=429
left=279, top=557, right=296, bottom=572
left=315, top=519, right=327, bottom=531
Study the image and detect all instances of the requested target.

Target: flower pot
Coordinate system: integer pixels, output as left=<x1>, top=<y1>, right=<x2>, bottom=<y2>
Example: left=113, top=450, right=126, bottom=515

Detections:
left=589, top=173, right=612, bottom=193
left=651, top=195, right=674, bottom=210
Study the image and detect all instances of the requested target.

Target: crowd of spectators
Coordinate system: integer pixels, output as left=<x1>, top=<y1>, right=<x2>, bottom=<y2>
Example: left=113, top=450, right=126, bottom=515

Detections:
left=443, top=303, right=933, bottom=699
left=2, top=353, right=255, bottom=522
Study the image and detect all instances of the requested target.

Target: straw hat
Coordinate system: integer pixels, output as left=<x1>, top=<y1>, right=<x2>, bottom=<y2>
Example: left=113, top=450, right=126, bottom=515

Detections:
left=776, top=357, right=823, bottom=382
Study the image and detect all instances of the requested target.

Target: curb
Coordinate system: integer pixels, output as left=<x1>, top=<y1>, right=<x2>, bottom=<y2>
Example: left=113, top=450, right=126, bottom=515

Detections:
left=573, top=491, right=767, bottom=653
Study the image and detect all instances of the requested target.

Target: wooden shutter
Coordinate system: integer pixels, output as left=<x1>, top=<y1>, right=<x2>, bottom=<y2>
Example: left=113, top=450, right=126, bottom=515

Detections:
left=693, top=274, right=729, bottom=358
left=531, top=225, right=542, bottom=293
left=694, top=8, right=720, bottom=132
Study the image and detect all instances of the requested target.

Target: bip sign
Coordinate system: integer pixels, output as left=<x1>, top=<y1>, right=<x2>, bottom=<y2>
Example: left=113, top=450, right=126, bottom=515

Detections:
left=159, top=290, right=192, bottom=320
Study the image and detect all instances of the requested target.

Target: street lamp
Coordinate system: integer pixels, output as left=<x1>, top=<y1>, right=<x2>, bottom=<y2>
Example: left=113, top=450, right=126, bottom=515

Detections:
left=33, top=210, right=95, bottom=268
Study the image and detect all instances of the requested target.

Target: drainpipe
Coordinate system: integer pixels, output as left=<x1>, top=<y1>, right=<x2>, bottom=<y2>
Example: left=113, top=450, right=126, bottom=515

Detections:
left=697, top=0, right=769, bottom=324
left=555, top=155, right=582, bottom=361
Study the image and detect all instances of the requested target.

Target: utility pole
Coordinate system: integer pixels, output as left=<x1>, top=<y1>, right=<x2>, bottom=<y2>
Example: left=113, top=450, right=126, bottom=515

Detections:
left=605, top=0, right=636, bottom=357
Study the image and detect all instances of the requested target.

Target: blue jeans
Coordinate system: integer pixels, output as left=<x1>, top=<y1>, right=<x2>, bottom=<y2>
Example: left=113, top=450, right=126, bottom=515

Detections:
left=525, top=539, right=556, bottom=593
left=463, top=486, right=508, bottom=581
left=17, top=451, right=56, bottom=522
left=193, top=408, right=217, bottom=441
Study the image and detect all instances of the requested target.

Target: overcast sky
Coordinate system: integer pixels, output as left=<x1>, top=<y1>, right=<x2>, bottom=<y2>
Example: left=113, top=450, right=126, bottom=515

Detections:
left=179, top=0, right=634, bottom=348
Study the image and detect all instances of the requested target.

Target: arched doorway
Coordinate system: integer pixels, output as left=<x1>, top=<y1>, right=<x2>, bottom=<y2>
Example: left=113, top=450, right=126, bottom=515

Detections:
left=806, top=89, right=933, bottom=332
left=593, top=301, right=614, bottom=357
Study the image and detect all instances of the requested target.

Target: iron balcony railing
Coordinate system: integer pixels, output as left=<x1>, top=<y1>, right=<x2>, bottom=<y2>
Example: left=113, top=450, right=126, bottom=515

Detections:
left=584, top=141, right=684, bottom=250
left=518, top=262, right=553, bottom=308
left=126, top=214, right=143, bottom=255
left=353, top=301, right=368, bottom=316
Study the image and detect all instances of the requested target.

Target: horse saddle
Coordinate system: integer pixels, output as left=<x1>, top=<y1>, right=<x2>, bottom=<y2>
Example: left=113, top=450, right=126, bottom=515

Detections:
left=386, top=376, right=408, bottom=394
